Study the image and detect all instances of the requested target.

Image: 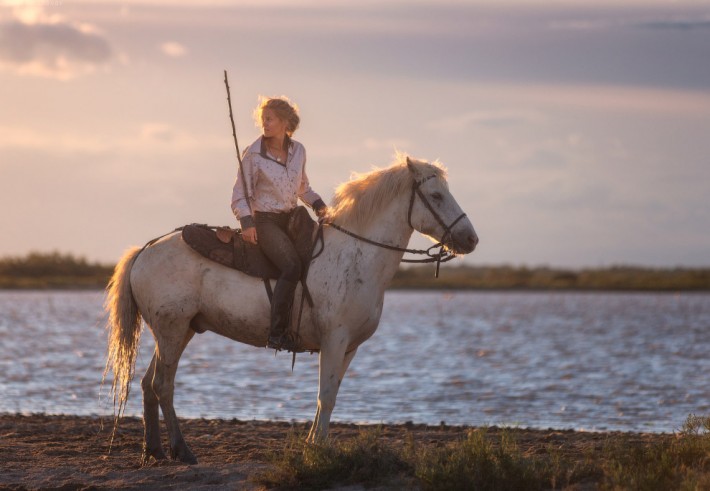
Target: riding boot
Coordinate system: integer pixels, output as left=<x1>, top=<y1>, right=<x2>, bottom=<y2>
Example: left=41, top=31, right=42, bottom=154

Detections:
left=267, top=279, right=298, bottom=351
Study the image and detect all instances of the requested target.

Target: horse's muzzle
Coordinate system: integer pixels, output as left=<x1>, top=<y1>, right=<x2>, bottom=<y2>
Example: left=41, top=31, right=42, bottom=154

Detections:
left=450, top=229, right=478, bottom=254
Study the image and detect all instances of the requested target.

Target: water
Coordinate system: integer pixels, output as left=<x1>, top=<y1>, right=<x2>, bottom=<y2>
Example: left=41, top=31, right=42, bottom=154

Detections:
left=0, top=290, right=708, bottom=433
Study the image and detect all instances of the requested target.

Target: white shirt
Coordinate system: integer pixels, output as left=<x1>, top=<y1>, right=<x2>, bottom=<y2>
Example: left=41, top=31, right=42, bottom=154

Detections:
left=231, top=135, right=322, bottom=226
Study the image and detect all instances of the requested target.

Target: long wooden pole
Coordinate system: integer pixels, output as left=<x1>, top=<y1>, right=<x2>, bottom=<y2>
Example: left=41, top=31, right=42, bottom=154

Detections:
left=224, top=70, right=251, bottom=215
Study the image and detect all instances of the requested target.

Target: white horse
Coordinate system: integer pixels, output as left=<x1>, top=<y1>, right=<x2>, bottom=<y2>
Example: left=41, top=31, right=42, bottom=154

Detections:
left=104, top=156, right=478, bottom=464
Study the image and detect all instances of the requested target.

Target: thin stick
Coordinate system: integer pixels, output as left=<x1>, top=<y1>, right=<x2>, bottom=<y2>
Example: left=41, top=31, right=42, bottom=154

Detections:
left=224, top=70, right=251, bottom=215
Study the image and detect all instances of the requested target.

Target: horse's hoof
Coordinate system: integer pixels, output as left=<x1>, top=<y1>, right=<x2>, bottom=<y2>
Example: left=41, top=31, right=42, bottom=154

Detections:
left=141, top=447, right=168, bottom=466
left=171, top=444, right=198, bottom=465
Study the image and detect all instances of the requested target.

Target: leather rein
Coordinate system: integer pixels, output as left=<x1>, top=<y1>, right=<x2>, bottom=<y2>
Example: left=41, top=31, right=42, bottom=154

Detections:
left=323, top=173, right=467, bottom=278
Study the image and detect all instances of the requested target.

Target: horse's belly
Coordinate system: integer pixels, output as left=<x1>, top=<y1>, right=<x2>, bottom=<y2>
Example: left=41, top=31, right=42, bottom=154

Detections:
left=198, top=272, right=273, bottom=346
left=191, top=311, right=267, bottom=347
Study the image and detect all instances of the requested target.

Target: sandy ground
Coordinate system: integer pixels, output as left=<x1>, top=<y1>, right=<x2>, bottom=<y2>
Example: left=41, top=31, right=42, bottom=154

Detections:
left=0, top=414, right=670, bottom=490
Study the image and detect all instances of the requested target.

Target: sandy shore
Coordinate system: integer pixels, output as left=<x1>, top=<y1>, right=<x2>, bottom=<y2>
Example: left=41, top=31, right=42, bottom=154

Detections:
left=0, top=414, right=671, bottom=490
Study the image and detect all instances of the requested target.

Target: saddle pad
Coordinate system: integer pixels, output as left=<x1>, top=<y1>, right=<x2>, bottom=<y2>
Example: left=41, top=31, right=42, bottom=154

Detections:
left=182, top=224, right=280, bottom=278
left=181, top=206, right=317, bottom=280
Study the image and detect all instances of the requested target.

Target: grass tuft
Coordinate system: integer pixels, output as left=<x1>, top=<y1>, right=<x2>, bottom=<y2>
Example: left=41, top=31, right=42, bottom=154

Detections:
left=255, top=427, right=411, bottom=490
left=600, top=415, right=710, bottom=491
left=412, top=428, right=559, bottom=491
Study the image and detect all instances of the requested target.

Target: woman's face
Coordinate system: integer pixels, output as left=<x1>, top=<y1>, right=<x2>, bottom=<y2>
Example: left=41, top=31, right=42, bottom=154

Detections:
left=261, top=108, right=288, bottom=139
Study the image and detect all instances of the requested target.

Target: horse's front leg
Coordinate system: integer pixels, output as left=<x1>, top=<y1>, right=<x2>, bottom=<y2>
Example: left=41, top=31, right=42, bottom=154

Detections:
left=307, top=338, right=358, bottom=443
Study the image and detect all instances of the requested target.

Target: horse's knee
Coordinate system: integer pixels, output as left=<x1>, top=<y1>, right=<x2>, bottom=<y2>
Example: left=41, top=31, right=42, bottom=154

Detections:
left=141, top=371, right=154, bottom=394
left=152, top=379, right=175, bottom=402
left=146, top=366, right=172, bottom=402
left=141, top=370, right=160, bottom=405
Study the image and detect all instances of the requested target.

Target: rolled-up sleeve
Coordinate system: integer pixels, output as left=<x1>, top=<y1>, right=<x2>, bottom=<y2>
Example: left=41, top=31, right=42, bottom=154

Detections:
left=297, top=150, right=323, bottom=209
left=231, top=151, right=256, bottom=227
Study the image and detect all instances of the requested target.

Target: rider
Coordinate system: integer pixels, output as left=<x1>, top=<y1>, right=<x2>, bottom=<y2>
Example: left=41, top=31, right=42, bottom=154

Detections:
left=231, top=96, right=327, bottom=351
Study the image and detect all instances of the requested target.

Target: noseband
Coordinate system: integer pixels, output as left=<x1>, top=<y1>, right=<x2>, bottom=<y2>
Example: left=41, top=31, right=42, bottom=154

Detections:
left=324, top=170, right=467, bottom=278
left=407, top=174, right=468, bottom=249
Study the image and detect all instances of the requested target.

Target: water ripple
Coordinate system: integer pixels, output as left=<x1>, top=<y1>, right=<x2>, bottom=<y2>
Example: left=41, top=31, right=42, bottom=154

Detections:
left=0, top=290, right=708, bottom=432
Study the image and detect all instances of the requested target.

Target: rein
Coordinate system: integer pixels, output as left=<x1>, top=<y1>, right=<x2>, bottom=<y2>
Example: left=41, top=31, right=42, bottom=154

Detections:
left=324, top=172, right=467, bottom=278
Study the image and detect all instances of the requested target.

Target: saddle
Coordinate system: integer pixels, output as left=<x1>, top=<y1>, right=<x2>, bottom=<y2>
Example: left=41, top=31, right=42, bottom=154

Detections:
left=181, top=206, right=318, bottom=281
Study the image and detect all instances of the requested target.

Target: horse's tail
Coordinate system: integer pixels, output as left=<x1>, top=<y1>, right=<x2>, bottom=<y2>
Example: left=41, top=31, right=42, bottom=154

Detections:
left=102, top=246, right=143, bottom=434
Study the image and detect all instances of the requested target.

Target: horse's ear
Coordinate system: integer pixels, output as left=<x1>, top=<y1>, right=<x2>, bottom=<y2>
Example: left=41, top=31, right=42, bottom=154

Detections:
left=406, top=157, right=423, bottom=180
left=406, top=157, right=416, bottom=173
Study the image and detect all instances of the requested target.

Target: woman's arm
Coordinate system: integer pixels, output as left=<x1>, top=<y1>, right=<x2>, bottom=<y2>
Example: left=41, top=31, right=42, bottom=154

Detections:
left=297, top=149, right=327, bottom=216
left=231, top=151, right=257, bottom=229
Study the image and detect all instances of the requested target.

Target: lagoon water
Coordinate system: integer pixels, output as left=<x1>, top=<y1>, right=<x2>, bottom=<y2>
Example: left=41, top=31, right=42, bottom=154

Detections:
left=1, top=290, right=708, bottom=433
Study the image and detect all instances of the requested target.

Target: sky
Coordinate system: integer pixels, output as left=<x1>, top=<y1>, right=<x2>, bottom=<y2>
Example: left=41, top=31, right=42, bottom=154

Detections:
left=0, top=0, right=708, bottom=267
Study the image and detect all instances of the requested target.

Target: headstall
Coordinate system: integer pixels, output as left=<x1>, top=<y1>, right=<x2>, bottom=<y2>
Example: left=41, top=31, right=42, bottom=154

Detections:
left=324, top=170, right=467, bottom=278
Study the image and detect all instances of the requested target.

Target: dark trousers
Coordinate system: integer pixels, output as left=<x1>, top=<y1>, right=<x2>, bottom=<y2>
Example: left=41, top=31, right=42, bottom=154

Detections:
left=255, top=211, right=301, bottom=339
left=254, top=211, right=302, bottom=282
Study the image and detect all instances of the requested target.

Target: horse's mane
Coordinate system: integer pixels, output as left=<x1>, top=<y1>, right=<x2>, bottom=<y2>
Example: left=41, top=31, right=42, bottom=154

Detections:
left=326, top=154, right=447, bottom=229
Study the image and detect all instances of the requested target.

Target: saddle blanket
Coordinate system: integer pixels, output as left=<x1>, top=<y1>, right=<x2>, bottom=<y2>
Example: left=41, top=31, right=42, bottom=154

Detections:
left=181, top=206, right=317, bottom=280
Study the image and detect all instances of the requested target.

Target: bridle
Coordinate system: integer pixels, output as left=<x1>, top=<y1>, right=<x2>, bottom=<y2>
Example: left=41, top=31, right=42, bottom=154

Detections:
left=323, top=170, right=468, bottom=278
left=407, top=174, right=468, bottom=249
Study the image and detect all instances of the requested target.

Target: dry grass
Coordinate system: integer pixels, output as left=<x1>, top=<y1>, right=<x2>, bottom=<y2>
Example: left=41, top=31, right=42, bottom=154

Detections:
left=257, top=426, right=585, bottom=490
left=257, top=416, right=710, bottom=490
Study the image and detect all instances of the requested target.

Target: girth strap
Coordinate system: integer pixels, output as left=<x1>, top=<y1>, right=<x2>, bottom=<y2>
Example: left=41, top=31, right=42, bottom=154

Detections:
left=263, top=278, right=273, bottom=303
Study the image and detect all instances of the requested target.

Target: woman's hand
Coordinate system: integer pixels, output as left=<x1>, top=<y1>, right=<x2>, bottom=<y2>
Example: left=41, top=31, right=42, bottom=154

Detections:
left=316, top=206, right=328, bottom=219
left=242, top=227, right=258, bottom=245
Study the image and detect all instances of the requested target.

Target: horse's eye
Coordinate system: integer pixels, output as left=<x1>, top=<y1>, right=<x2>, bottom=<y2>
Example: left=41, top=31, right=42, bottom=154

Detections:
left=431, top=192, right=443, bottom=201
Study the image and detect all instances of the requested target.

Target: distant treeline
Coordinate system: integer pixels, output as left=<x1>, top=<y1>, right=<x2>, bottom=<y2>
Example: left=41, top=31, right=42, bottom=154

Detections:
left=0, top=252, right=113, bottom=289
left=392, top=264, right=710, bottom=291
left=0, top=252, right=708, bottom=291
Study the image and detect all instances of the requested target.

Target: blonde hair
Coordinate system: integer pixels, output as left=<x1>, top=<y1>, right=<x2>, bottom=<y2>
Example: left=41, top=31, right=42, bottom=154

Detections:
left=254, top=96, right=300, bottom=136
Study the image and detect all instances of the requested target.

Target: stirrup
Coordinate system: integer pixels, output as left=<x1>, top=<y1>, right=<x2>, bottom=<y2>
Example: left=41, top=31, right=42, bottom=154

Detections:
left=267, top=332, right=298, bottom=352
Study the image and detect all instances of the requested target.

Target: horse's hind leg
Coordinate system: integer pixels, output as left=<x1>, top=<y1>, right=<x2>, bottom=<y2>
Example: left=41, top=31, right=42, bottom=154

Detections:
left=141, top=352, right=166, bottom=464
left=152, top=327, right=197, bottom=464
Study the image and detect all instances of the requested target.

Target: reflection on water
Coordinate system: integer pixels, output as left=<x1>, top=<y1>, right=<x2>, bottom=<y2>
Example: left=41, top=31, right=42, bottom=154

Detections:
left=0, top=290, right=708, bottom=433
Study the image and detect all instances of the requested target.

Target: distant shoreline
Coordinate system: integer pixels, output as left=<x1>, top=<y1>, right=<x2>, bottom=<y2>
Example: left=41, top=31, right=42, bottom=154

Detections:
left=389, top=285, right=710, bottom=293
left=391, top=264, right=710, bottom=291
left=1, top=252, right=708, bottom=291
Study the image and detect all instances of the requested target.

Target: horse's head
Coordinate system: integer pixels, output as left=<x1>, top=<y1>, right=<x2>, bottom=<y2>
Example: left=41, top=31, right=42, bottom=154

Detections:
left=406, top=157, right=478, bottom=255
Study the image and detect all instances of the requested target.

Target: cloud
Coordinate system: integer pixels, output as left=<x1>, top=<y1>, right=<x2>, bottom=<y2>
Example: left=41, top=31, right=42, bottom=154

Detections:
left=638, top=18, right=710, bottom=31
left=0, top=125, right=108, bottom=153
left=428, top=110, right=546, bottom=133
left=0, top=123, right=226, bottom=155
left=141, top=122, right=177, bottom=142
left=0, top=4, right=112, bottom=80
left=363, top=137, right=411, bottom=151
left=550, top=14, right=710, bottom=32
left=160, top=41, right=187, bottom=58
